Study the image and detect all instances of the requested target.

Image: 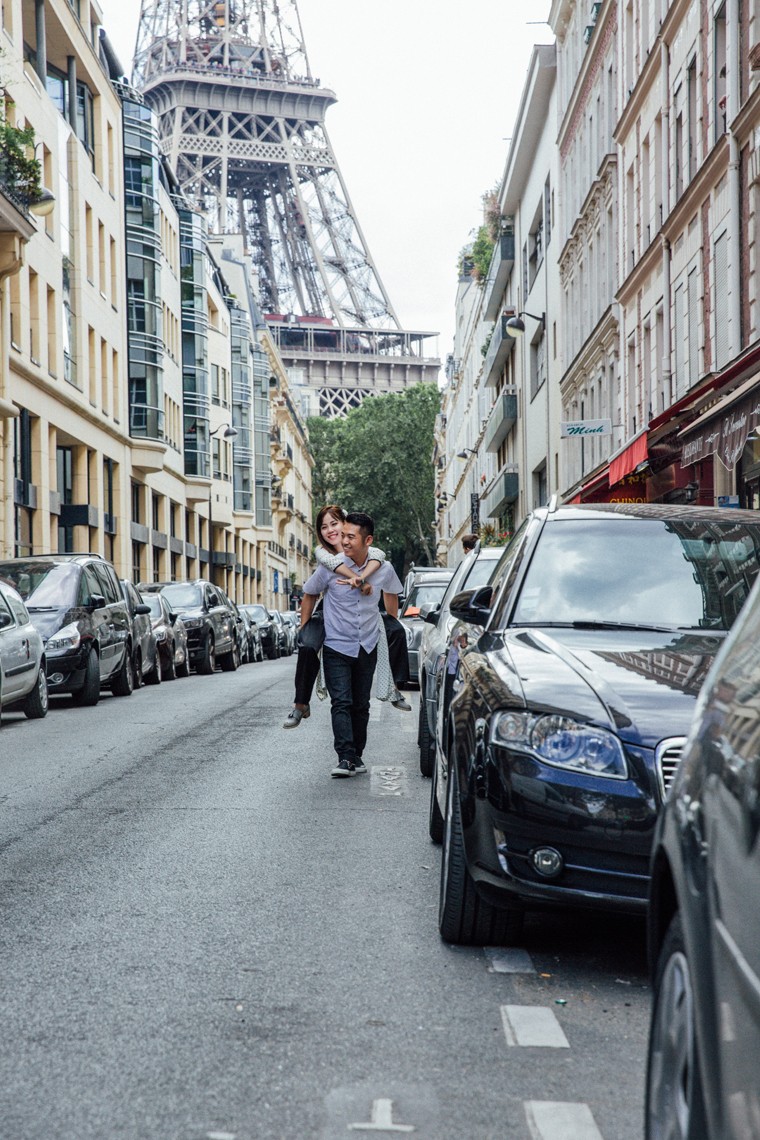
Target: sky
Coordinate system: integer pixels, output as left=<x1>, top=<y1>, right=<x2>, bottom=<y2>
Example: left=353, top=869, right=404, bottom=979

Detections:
left=102, top=1, right=553, bottom=367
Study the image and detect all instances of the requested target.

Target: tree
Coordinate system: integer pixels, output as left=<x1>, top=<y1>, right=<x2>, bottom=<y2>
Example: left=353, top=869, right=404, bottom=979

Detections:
left=307, top=383, right=440, bottom=574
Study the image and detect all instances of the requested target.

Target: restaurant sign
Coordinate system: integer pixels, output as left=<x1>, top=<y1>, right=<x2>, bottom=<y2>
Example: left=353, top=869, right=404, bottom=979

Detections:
left=560, top=418, right=612, bottom=438
left=681, top=391, right=760, bottom=469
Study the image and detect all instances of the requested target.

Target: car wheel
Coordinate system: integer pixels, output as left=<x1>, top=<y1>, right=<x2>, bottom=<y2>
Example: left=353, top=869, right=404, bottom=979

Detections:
left=645, top=912, right=707, bottom=1140
left=145, top=648, right=162, bottom=685
left=418, top=682, right=435, bottom=778
left=161, top=642, right=177, bottom=681
left=176, top=653, right=190, bottom=678
left=439, top=766, right=524, bottom=946
left=220, top=638, right=240, bottom=672
left=72, top=647, right=100, bottom=707
left=197, top=635, right=216, bottom=675
left=23, top=666, right=49, bottom=720
left=429, top=756, right=444, bottom=844
left=112, top=645, right=135, bottom=697
left=133, top=648, right=143, bottom=689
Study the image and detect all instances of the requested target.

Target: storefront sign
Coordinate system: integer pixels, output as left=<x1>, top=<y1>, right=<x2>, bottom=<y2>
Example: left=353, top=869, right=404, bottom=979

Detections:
left=681, top=391, right=760, bottom=469
left=561, top=419, right=612, bottom=438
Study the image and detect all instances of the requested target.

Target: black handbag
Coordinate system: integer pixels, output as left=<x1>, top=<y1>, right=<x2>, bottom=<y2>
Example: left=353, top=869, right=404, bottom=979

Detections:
left=297, top=610, right=325, bottom=652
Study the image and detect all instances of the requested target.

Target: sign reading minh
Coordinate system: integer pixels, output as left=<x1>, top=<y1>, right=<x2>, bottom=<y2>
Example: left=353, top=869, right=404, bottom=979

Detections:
left=560, top=419, right=612, bottom=438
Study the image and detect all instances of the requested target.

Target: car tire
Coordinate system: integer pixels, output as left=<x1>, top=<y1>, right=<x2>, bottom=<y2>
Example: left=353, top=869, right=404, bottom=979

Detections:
left=220, top=639, right=240, bottom=672
left=439, top=766, right=524, bottom=946
left=145, top=650, right=162, bottom=685
left=72, top=647, right=100, bottom=707
left=112, top=645, right=135, bottom=697
left=645, top=912, right=708, bottom=1140
left=418, top=682, right=435, bottom=777
left=429, top=758, right=444, bottom=844
left=23, top=665, right=49, bottom=719
left=133, top=648, right=143, bottom=689
left=176, top=652, right=190, bottom=678
left=197, top=635, right=216, bottom=675
left=161, top=642, right=177, bottom=681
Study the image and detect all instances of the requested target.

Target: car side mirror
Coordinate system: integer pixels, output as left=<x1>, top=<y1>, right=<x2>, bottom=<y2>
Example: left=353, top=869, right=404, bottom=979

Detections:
left=169, top=611, right=177, bottom=625
left=88, top=593, right=107, bottom=610
left=0, top=611, right=13, bottom=629
left=421, top=604, right=440, bottom=626
left=135, top=603, right=151, bottom=616
left=449, top=585, right=493, bottom=625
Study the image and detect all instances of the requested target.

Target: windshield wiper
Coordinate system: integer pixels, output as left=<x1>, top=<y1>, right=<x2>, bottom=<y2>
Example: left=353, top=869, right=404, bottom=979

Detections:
left=570, top=620, right=678, bottom=632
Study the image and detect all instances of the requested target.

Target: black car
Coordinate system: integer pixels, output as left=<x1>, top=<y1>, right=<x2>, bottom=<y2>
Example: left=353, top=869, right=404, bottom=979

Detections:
left=141, top=580, right=237, bottom=674
left=434, top=501, right=760, bottom=946
left=646, top=571, right=760, bottom=1140
left=241, top=604, right=279, bottom=659
left=120, top=579, right=160, bottom=686
left=0, top=554, right=135, bottom=705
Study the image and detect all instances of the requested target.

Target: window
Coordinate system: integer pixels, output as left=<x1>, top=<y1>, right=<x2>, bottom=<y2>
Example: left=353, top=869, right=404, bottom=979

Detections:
left=714, top=232, right=729, bottom=368
left=714, top=4, right=727, bottom=142
left=131, top=482, right=142, bottom=524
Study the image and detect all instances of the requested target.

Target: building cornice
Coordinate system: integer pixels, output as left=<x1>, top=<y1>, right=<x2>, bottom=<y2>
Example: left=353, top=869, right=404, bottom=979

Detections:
left=557, top=2, right=617, bottom=164
left=614, top=28, right=661, bottom=142
left=559, top=153, right=616, bottom=281
left=560, top=305, right=618, bottom=395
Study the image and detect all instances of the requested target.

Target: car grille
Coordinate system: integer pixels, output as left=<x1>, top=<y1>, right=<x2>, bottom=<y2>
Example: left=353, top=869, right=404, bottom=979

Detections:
left=656, top=737, right=687, bottom=799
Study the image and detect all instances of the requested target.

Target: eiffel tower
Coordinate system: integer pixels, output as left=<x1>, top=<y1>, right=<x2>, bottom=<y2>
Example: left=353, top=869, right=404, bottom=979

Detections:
left=132, top=0, right=439, bottom=417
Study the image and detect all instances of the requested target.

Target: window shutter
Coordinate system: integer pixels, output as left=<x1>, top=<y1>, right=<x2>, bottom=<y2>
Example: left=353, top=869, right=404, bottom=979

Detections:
left=714, top=233, right=729, bottom=369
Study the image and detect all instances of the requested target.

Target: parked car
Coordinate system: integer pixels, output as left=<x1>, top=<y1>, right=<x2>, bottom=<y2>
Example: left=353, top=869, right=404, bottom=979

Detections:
left=238, top=607, right=264, bottom=663
left=280, top=611, right=300, bottom=653
left=0, top=580, right=48, bottom=721
left=399, top=567, right=455, bottom=683
left=433, top=501, right=760, bottom=946
left=140, top=593, right=190, bottom=680
left=269, top=609, right=295, bottom=656
left=217, top=588, right=243, bottom=669
left=0, top=554, right=135, bottom=705
left=120, top=579, right=159, bottom=686
left=417, top=545, right=505, bottom=777
left=241, top=604, right=279, bottom=659
left=140, top=580, right=237, bottom=674
left=646, top=569, right=760, bottom=1140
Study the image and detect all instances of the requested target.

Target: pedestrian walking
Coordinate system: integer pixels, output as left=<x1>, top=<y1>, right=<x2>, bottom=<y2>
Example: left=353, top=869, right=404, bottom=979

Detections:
left=283, top=504, right=409, bottom=729
left=462, top=533, right=478, bottom=553
left=300, top=511, right=403, bottom=778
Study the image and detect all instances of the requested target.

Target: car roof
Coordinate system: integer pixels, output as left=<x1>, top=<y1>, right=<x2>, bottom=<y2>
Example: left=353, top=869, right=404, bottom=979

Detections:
left=0, top=553, right=100, bottom=566
left=547, top=502, right=760, bottom=524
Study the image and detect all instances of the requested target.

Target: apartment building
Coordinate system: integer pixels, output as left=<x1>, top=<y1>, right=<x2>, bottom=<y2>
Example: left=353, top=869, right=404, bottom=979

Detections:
left=0, top=0, right=311, bottom=606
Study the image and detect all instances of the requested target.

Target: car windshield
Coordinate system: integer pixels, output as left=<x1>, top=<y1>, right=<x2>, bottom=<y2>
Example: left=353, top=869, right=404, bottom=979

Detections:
left=512, top=518, right=760, bottom=631
left=403, top=583, right=449, bottom=617
left=243, top=606, right=268, bottom=623
left=142, top=596, right=163, bottom=619
left=161, top=583, right=202, bottom=610
left=0, top=561, right=79, bottom=608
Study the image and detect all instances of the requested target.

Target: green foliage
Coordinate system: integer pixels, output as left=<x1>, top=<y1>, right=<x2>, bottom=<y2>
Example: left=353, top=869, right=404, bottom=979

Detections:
left=307, top=382, right=441, bottom=574
left=0, top=114, right=41, bottom=210
left=470, top=224, right=494, bottom=284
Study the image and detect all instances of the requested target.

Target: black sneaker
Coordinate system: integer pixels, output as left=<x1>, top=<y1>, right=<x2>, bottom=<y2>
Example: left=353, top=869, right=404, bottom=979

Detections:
left=331, top=758, right=356, bottom=778
left=353, top=758, right=367, bottom=774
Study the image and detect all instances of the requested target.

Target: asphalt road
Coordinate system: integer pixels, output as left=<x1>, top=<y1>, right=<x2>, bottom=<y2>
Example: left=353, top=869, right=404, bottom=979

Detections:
left=0, top=657, right=650, bottom=1140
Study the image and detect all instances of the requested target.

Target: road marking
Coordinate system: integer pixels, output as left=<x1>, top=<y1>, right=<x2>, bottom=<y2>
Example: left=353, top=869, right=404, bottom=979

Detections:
left=525, top=1101, right=603, bottom=1139
left=370, top=765, right=407, bottom=796
left=348, top=1098, right=415, bottom=1132
left=485, top=947, right=535, bottom=973
left=501, top=1005, right=570, bottom=1048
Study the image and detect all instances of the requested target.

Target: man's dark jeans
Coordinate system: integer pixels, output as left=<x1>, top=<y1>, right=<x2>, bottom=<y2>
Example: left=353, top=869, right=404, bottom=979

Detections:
left=322, top=644, right=377, bottom=764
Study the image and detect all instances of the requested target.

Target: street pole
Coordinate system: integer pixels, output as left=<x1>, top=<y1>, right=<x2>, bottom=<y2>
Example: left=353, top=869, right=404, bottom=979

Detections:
left=208, top=488, right=214, bottom=585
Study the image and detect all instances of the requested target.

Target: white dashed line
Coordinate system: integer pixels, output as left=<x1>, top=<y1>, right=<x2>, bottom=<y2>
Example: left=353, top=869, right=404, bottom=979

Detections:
left=525, top=1100, right=604, bottom=1139
left=485, top=947, right=535, bottom=973
left=500, top=1005, right=570, bottom=1048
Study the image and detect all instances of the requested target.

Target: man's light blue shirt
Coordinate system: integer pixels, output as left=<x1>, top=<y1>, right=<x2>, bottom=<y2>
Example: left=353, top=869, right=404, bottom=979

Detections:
left=303, top=555, right=403, bottom=657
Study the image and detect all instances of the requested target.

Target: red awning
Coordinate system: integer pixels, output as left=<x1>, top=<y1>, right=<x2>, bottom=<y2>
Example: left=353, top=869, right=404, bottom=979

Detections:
left=609, top=433, right=648, bottom=487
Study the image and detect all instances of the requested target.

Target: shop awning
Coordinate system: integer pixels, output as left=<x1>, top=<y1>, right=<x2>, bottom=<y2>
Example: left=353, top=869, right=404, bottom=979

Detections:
left=679, top=372, right=760, bottom=469
left=609, top=432, right=648, bottom=486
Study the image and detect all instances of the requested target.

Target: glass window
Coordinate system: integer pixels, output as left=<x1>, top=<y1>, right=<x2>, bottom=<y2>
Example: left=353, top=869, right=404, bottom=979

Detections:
left=0, top=560, right=79, bottom=607
left=161, top=583, right=203, bottom=609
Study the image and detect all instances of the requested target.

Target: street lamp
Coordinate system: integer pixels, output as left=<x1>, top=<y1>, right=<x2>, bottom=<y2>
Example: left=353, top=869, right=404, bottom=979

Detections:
left=457, top=447, right=477, bottom=460
left=207, top=423, right=238, bottom=584
left=505, top=310, right=546, bottom=336
left=29, top=187, right=56, bottom=217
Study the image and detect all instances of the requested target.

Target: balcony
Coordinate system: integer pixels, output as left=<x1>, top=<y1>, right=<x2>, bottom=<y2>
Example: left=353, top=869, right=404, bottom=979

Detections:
left=484, top=467, right=519, bottom=518
left=483, top=232, right=516, bottom=321
left=483, top=313, right=516, bottom=389
left=484, top=392, right=518, bottom=453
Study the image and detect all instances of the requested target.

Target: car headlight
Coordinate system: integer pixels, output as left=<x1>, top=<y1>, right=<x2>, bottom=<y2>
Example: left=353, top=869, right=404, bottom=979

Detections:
left=155, top=628, right=167, bottom=642
left=46, top=623, right=82, bottom=652
left=491, top=711, right=627, bottom=779
left=182, top=617, right=203, bottom=630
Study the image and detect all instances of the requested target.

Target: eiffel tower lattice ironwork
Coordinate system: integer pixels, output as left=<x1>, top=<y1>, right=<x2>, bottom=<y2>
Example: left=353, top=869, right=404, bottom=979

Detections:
left=132, top=0, right=439, bottom=417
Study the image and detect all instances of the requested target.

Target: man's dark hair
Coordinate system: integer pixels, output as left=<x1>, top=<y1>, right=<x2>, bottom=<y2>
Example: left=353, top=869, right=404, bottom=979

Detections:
left=345, top=511, right=374, bottom=538
left=462, top=533, right=478, bottom=552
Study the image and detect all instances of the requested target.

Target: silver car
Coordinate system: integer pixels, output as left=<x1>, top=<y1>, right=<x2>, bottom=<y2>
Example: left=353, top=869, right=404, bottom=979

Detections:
left=416, top=546, right=506, bottom=777
left=0, top=579, right=48, bottom=721
left=399, top=568, right=454, bottom=684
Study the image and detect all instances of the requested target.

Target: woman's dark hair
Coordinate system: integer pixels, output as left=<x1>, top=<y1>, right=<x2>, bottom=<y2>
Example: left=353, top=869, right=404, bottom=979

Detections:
left=315, top=504, right=346, bottom=553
